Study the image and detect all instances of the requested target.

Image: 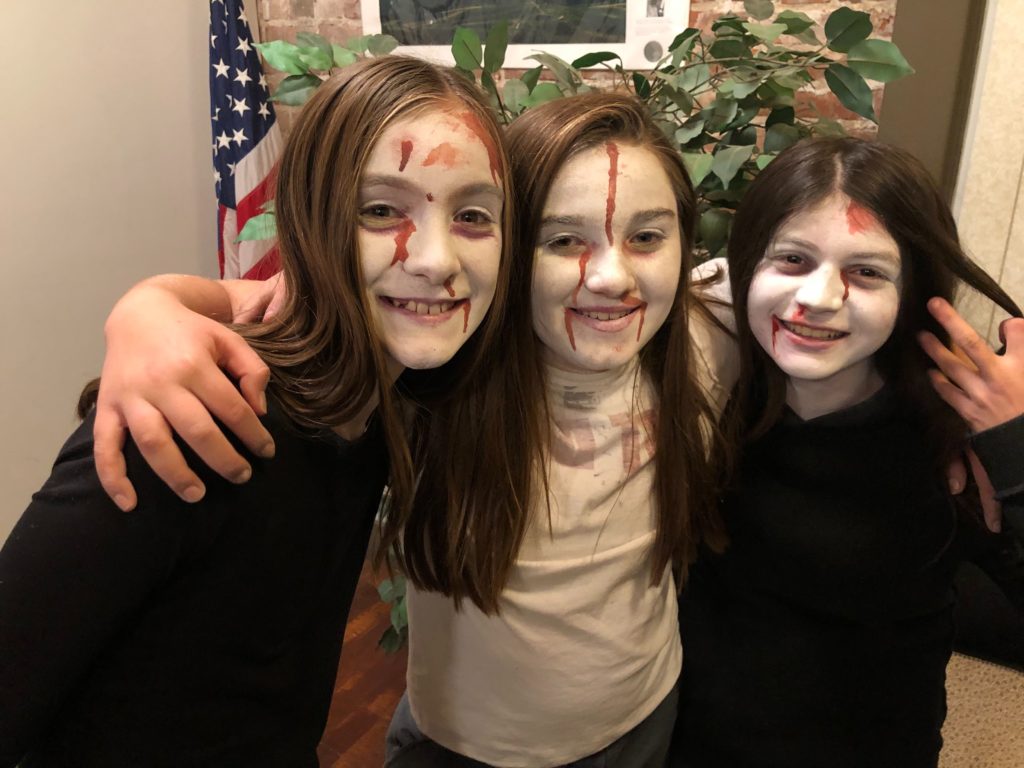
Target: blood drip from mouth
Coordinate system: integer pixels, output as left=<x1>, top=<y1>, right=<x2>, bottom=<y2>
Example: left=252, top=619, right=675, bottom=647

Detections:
left=846, top=202, right=876, bottom=235
left=771, top=315, right=780, bottom=353
left=636, top=306, right=646, bottom=341
left=840, top=272, right=850, bottom=301
left=605, top=142, right=619, bottom=246
left=564, top=309, right=576, bottom=350
left=443, top=278, right=455, bottom=297
left=391, top=219, right=416, bottom=265
left=458, top=111, right=501, bottom=183
left=621, top=296, right=645, bottom=341
left=399, top=140, right=413, bottom=172
left=462, top=301, right=471, bottom=333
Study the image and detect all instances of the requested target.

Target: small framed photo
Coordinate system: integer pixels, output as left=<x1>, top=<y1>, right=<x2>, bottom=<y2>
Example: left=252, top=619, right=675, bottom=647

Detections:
left=360, top=0, right=691, bottom=69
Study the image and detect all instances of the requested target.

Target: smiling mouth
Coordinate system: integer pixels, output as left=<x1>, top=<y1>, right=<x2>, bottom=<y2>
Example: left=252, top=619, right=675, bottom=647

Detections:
left=778, top=317, right=848, bottom=341
left=385, top=298, right=460, bottom=316
left=572, top=306, right=638, bottom=321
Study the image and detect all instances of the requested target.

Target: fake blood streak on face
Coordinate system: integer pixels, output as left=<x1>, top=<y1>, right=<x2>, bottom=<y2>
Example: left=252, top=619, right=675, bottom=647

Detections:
left=458, top=111, right=501, bottom=183
left=771, top=315, right=781, bottom=353
left=390, top=219, right=416, bottom=265
left=426, top=193, right=434, bottom=202
left=622, top=296, right=645, bottom=341
left=399, top=140, right=413, bottom=172
left=846, top=202, right=876, bottom=235
left=840, top=271, right=850, bottom=301
left=564, top=246, right=592, bottom=350
left=462, top=301, right=471, bottom=333
left=443, top=278, right=455, bottom=298
left=604, top=142, right=619, bottom=246
left=422, top=143, right=459, bottom=168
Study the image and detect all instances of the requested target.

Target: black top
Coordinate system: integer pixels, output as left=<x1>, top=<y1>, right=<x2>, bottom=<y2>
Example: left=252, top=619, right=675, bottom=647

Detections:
left=675, top=389, right=1024, bottom=768
left=0, top=399, right=388, bottom=767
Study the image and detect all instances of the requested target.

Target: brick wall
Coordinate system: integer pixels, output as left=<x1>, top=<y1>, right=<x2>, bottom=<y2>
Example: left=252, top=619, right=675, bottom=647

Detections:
left=256, top=0, right=899, bottom=135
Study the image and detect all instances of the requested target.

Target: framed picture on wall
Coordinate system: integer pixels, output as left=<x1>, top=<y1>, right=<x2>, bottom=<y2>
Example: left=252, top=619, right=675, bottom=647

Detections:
left=359, top=0, right=691, bottom=69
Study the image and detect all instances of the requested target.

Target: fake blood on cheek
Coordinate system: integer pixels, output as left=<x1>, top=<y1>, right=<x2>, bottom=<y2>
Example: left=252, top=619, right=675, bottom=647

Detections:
left=390, top=220, right=416, bottom=265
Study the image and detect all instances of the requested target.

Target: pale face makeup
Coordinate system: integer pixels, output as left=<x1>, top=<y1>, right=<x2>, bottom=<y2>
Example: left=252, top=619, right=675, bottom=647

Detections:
left=747, top=193, right=902, bottom=419
left=531, top=142, right=682, bottom=373
left=359, top=107, right=503, bottom=376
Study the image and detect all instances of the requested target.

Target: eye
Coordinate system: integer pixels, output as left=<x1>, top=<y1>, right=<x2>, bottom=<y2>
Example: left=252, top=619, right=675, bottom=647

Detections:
left=545, top=234, right=588, bottom=254
left=628, top=230, right=667, bottom=253
left=358, top=203, right=404, bottom=230
left=768, top=252, right=812, bottom=274
left=454, top=209, right=493, bottom=226
left=846, top=266, right=895, bottom=287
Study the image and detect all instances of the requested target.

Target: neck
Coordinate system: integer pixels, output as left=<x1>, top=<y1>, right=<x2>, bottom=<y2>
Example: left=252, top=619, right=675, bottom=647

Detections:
left=785, top=362, right=884, bottom=421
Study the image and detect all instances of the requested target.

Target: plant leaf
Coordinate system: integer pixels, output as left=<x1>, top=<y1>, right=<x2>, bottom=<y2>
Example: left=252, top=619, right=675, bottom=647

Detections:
left=483, top=20, right=509, bottom=73
left=255, top=40, right=308, bottom=75
left=367, top=34, right=399, bottom=56
left=712, top=144, right=754, bottom=189
left=522, top=65, right=543, bottom=92
left=632, top=72, right=651, bottom=98
left=709, top=37, right=750, bottom=60
left=669, top=28, right=701, bottom=63
left=452, top=26, right=483, bottom=70
left=345, top=35, right=370, bottom=54
left=846, top=39, right=914, bottom=83
left=765, top=106, right=795, bottom=127
left=481, top=69, right=499, bottom=106
left=776, top=10, right=814, bottom=34
left=743, top=0, right=775, bottom=21
left=270, top=73, right=322, bottom=106
left=377, top=578, right=397, bottom=603
left=756, top=153, right=777, bottom=170
left=572, top=50, right=620, bottom=68
left=743, top=22, right=787, bottom=43
left=675, top=116, right=706, bottom=145
left=503, top=78, right=529, bottom=114
left=813, top=117, right=847, bottom=137
left=764, top=123, right=801, bottom=153
left=297, top=46, right=332, bottom=71
left=378, top=625, right=405, bottom=654
left=522, top=82, right=563, bottom=108
left=705, top=96, right=739, bottom=131
left=795, top=27, right=821, bottom=45
left=698, top=208, right=733, bottom=257
left=235, top=212, right=278, bottom=242
left=824, top=63, right=876, bottom=120
left=527, top=52, right=577, bottom=91
left=824, top=7, right=872, bottom=53
left=682, top=153, right=714, bottom=186
left=331, top=45, right=358, bottom=67
left=679, top=63, right=711, bottom=94
left=297, top=32, right=332, bottom=59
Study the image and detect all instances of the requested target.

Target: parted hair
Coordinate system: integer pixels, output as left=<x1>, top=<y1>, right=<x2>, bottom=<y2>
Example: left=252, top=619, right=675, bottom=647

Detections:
left=238, top=55, right=515, bottom=536
left=397, top=91, right=726, bottom=612
left=724, top=136, right=1022, bottom=479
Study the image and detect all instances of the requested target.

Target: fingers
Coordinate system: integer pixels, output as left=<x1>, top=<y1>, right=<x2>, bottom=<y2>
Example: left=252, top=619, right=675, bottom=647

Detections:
left=213, top=325, right=272, bottom=420
left=264, top=272, right=287, bottom=321
left=999, top=316, right=1024, bottom=350
left=945, top=453, right=967, bottom=495
left=93, top=406, right=137, bottom=512
left=926, top=298, right=995, bottom=376
left=918, top=330, right=982, bottom=395
left=967, top=448, right=1002, bottom=533
left=121, top=400, right=207, bottom=504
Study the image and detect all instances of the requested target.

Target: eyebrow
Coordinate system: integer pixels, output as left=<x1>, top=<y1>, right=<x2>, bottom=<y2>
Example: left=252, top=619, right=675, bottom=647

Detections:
left=773, top=236, right=900, bottom=266
left=539, top=208, right=676, bottom=229
left=361, top=174, right=504, bottom=201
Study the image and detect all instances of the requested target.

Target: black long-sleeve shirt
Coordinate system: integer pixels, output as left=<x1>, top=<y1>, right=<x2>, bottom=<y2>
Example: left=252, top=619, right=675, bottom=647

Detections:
left=0, top=400, right=388, bottom=767
left=675, top=389, right=1024, bottom=768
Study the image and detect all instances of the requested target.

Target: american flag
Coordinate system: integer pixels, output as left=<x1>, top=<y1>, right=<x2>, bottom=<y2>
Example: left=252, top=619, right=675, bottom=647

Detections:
left=210, top=0, right=282, bottom=279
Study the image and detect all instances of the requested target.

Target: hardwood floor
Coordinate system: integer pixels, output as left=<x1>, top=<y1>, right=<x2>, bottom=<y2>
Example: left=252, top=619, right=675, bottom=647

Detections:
left=317, top=562, right=408, bottom=768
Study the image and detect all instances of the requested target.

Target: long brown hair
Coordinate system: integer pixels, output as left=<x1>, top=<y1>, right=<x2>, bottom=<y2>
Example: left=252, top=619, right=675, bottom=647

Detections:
left=398, top=92, right=725, bottom=612
left=240, top=56, right=514, bottom=532
left=724, top=136, right=1022, bottom=480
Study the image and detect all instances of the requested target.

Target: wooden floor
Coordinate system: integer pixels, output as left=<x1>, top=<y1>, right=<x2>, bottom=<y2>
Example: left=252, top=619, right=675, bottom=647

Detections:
left=316, top=562, right=408, bottom=768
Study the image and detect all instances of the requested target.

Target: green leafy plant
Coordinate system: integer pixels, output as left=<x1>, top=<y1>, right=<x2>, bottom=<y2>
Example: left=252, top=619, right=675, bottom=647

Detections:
left=377, top=572, right=408, bottom=653
left=239, top=4, right=911, bottom=258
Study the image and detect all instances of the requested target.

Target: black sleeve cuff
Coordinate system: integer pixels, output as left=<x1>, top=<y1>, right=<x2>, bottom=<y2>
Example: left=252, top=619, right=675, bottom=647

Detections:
left=970, top=413, right=1024, bottom=501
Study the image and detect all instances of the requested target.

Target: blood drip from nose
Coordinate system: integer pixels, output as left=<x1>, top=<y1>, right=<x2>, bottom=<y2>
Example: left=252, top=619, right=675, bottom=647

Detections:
left=846, top=202, right=877, bottom=235
left=792, top=306, right=806, bottom=321
left=840, top=272, right=850, bottom=301
left=391, top=219, right=416, bottom=265
left=462, top=301, right=471, bottom=333
left=605, top=142, right=619, bottom=246
left=564, top=309, right=577, bottom=350
left=443, top=278, right=455, bottom=297
left=399, top=140, right=413, bottom=172
left=571, top=247, right=592, bottom=305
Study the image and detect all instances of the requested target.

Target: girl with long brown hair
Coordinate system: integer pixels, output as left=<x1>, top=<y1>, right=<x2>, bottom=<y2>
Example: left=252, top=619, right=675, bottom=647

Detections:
left=0, top=55, right=514, bottom=765
left=673, top=137, right=1024, bottom=768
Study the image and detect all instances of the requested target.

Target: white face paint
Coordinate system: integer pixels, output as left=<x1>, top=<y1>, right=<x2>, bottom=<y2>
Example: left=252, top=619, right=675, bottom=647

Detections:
left=747, top=194, right=902, bottom=417
left=531, top=142, right=682, bottom=373
left=359, top=108, right=503, bottom=376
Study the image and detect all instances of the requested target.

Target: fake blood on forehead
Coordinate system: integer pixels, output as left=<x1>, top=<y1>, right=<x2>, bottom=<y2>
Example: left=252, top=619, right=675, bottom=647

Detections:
left=399, top=140, right=413, bottom=172
left=458, top=111, right=501, bottom=183
left=604, top=142, right=619, bottom=246
left=846, top=202, right=877, bottom=235
left=422, top=142, right=459, bottom=168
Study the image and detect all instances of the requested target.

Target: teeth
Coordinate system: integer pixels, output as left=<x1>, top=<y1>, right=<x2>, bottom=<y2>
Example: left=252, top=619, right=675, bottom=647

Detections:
left=780, top=319, right=845, bottom=340
left=388, top=298, right=454, bottom=315
left=578, top=309, right=631, bottom=321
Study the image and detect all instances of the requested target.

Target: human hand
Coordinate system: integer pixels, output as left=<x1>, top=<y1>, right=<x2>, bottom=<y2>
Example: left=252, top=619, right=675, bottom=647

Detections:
left=945, top=449, right=1003, bottom=533
left=227, top=271, right=288, bottom=323
left=94, top=285, right=274, bottom=511
left=918, top=297, right=1024, bottom=433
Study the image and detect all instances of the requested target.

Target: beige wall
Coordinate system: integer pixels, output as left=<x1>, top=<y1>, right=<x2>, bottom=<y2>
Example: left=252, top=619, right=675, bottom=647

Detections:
left=955, top=0, right=1024, bottom=342
left=1, top=2, right=216, bottom=541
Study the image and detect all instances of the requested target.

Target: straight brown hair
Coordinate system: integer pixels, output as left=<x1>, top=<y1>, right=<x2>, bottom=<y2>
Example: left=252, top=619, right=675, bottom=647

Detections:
left=398, top=92, right=726, bottom=612
left=724, top=136, right=1022, bottom=484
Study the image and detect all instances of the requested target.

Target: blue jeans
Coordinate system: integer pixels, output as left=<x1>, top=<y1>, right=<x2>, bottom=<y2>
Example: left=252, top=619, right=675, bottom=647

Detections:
left=385, top=680, right=679, bottom=768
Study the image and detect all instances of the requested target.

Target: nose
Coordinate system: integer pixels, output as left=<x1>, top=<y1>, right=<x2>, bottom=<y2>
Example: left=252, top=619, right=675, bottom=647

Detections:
left=583, top=245, right=636, bottom=297
left=400, top=215, right=461, bottom=285
left=794, top=265, right=845, bottom=313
